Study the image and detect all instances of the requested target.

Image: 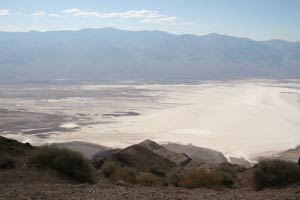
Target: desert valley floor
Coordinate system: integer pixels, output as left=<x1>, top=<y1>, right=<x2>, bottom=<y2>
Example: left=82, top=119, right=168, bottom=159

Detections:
left=1, top=80, right=300, bottom=160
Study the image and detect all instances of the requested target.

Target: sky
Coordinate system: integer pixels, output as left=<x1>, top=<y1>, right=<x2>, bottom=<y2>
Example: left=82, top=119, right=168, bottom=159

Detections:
left=0, top=0, right=299, bottom=41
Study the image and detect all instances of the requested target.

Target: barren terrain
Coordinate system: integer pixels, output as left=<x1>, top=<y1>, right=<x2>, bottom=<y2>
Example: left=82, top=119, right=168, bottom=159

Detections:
left=1, top=168, right=299, bottom=200
left=1, top=80, right=300, bottom=159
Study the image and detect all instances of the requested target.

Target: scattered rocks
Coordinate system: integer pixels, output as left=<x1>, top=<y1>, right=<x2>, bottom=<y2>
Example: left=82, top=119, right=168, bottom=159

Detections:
left=0, top=168, right=299, bottom=200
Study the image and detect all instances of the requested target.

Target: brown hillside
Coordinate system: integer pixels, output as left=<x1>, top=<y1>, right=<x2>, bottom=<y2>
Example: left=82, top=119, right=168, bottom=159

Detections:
left=109, top=144, right=177, bottom=175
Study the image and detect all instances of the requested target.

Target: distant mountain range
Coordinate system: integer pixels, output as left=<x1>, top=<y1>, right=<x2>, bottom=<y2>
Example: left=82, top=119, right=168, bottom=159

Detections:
left=0, top=27, right=300, bottom=82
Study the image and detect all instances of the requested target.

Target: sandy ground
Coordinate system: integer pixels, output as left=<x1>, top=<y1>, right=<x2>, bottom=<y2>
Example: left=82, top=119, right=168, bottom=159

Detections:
left=1, top=80, right=300, bottom=159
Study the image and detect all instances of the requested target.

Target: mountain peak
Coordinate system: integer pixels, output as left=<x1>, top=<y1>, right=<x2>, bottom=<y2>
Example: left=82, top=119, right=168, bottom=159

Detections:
left=139, top=139, right=163, bottom=150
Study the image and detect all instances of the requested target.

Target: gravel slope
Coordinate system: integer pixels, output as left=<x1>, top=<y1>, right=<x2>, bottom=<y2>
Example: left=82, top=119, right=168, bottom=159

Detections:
left=1, top=168, right=299, bottom=200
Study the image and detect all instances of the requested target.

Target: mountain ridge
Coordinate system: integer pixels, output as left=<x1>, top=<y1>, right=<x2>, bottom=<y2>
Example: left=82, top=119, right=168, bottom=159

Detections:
left=1, top=27, right=300, bottom=82
left=3, top=27, right=299, bottom=43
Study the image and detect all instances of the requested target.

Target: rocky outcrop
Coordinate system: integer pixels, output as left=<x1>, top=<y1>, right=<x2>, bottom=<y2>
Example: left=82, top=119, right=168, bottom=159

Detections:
left=162, top=142, right=227, bottom=164
left=139, top=140, right=192, bottom=167
left=108, top=144, right=177, bottom=175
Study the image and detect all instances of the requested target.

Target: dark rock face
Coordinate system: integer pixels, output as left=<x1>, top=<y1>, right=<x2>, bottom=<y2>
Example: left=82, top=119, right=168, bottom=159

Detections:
left=108, top=144, right=177, bottom=175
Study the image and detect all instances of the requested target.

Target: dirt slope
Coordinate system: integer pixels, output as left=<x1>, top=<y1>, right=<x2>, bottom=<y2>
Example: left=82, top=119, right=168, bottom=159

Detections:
left=0, top=168, right=299, bottom=200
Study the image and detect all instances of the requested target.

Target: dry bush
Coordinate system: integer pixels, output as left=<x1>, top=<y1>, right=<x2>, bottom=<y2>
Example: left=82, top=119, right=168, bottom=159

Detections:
left=29, top=146, right=95, bottom=182
left=149, top=167, right=166, bottom=177
left=111, top=167, right=138, bottom=184
left=0, top=153, right=16, bottom=169
left=179, top=168, right=222, bottom=189
left=166, top=168, right=184, bottom=186
left=100, top=160, right=121, bottom=178
left=215, top=164, right=240, bottom=187
left=253, top=159, right=300, bottom=190
left=136, top=172, right=163, bottom=186
left=101, top=160, right=162, bottom=185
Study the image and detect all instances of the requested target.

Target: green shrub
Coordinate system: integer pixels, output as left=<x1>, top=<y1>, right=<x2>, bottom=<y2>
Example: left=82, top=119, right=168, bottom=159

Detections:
left=253, top=159, right=300, bottom=190
left=136, top=172, right=163, bottom=186
left=29, top=146, right=95, bottom=182
left=0, top=153, right=16, bottom=169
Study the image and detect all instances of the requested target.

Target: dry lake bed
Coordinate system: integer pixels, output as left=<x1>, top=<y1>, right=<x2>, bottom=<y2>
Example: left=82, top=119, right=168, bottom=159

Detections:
left=1, top=80, right=300, bottom=160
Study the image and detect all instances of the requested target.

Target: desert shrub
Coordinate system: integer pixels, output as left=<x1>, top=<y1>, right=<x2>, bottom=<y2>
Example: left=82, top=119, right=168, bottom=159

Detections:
left=29, top=146, right=95, bottom=182
left=149, top=167, right=166, bottom=177
left=166, top=168, right=184, bottom=186
left=100, top=160, right=121, bottom=178
left=111, top=167, right=138, bottom=184
left=0, top=153, right=16, bottom=169
left=136, top=172, right=163, bottom=186
left=215, top=164, right=238, bottom=187
left=253, top=159, right=300, bottom=190
left=179, top=169, right=222, bottom=189
left=92, top=159, right=104, bottom=169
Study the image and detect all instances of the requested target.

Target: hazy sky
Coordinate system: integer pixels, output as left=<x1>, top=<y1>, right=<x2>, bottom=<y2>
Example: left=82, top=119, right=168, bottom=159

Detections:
left=0, top=0, right=299, bottom=41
